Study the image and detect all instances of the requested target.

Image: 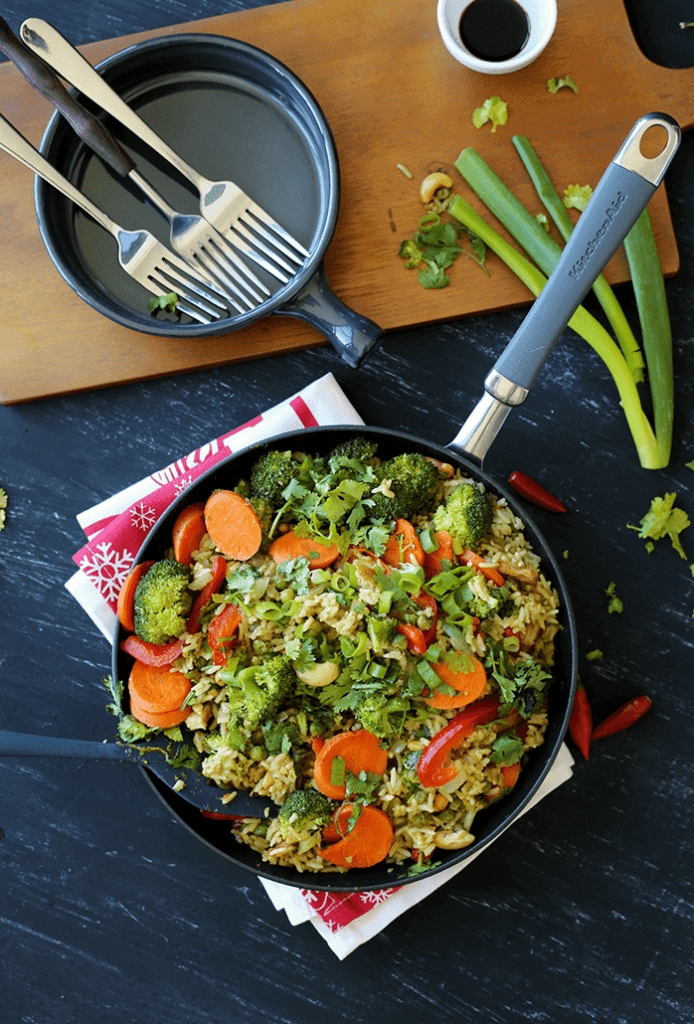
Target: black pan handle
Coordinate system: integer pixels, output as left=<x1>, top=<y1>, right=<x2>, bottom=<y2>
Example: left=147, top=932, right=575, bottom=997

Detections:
left=0, top=729, right=275, bottom=817
left=0, top=16, right=134, bottom=178
left=277, top=261, right=384, bottom=368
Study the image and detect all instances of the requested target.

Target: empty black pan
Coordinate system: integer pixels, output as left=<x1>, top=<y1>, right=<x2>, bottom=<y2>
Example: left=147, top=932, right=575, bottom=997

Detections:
left=25, top=25, right=383, bottom=367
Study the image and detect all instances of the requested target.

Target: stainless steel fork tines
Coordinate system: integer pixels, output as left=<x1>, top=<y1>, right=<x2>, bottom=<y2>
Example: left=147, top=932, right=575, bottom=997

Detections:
left=21, top=19, right=312, bottom=285
left=0, top=110, right=229, bottom=325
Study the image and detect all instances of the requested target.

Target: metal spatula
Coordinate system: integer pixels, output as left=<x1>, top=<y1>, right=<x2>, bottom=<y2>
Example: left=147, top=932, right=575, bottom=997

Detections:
left=0, top=109, right=229, bottom=325
left=21, top=18, right=311, bottom=284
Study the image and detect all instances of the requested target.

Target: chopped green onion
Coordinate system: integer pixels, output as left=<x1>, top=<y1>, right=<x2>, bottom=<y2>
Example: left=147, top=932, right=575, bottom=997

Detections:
left=368, top=662, right=388, bottom=679
left=424, top=644, right=443, bottom=663
left=623, top=207, right=674, bottom=467
left=254, top=601, right=285, bottom=621
left=419, top=528, right=439, bottom=554
left=417, top=660, right=440, bottom=687
left=378, top=591, right=393, bottom=615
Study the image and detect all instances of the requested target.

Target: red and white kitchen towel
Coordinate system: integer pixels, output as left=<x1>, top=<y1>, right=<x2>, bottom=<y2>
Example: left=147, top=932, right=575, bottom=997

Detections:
left=65, top=371, right=574, bottom=959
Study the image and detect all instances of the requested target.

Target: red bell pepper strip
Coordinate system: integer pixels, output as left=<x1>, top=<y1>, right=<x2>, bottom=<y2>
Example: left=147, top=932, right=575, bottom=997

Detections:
left=120, top=634, right=183, bottom=668
left=569, top=679, right=593, bottom=759
left=208, top=603, right=242, bottom=666
left=592, top=695, right=652, bottom=740
left=414, top=590, right=438, bottom=646
left=417, top=695, right=501, bottom=787
left=396, top=622, right=428, bottom=654
left=459, top=549, right=506, bottom=587
left=508, top=471, right=567, bottom=513
left=187, top=555, right=227, bottom=633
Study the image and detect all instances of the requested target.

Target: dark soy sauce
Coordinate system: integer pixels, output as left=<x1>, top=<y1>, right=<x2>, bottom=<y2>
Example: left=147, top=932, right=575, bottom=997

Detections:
left=459, top=0, right=530, bottom=62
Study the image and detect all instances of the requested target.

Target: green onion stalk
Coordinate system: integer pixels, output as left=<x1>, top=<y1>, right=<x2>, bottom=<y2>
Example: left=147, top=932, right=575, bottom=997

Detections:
left=451, top=145, right=674, bottom=470
left=447, top=195, right=660, bottom=469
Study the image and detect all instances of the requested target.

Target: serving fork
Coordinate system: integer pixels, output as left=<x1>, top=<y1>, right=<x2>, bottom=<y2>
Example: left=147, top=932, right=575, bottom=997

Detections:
left=20, top=18, right=311, bottom=285
left=0, top=109, right=229, bottom=325
left=0, top=17, right=267, bottom=315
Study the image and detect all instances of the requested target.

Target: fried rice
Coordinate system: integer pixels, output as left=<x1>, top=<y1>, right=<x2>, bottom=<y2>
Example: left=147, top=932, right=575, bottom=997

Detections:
left=145, top=447, right=561, bottom=876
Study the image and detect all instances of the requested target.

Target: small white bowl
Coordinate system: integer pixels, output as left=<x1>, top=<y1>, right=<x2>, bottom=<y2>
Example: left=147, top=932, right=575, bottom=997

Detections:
left=437, top=0, right=557, bottom=75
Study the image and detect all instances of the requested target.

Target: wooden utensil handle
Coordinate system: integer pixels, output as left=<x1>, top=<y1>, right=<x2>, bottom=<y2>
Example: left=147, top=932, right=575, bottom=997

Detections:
left=0, top=16, right=134, bottom=178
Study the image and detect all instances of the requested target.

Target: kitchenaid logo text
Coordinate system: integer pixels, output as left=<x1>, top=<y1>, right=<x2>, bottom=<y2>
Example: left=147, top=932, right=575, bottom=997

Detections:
left=568, top=191, right=626, bottom=279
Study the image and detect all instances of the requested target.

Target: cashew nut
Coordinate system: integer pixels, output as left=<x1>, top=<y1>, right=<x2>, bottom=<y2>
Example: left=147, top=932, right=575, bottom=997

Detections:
left=432, top=793, right=450, bottom=812
left=420, top=172, right=453, bottom=204
left=434, top=829, right=475, bottom=850
left=294, top=661, right=340, bottom=687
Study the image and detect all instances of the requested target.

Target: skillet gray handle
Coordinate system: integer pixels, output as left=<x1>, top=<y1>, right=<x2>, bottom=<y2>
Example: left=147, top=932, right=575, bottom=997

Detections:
left=492, top=113, right=680, bottom=392
left=277, top=261, right=384, bottom=368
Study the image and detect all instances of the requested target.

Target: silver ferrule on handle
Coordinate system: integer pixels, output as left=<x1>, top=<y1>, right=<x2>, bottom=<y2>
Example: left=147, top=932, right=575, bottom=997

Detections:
left=21, top=18, right=206, bottom=190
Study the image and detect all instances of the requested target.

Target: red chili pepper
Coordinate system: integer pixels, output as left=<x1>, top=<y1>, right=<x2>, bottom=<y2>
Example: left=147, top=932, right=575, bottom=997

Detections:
left=120, top=634, right=183, bottom=667
left=200, top=810, right=250, bottom=821
left=592, top=695, right=652, bottom=740
left=569, top=679, right=593, bottom=759
left=508, top=471, right=567, bottom=513
left=187, top=555, right=227, bottom=633
left=396, top=622, right=428, bottom=654
left=416, top=696, right=501, bottom=787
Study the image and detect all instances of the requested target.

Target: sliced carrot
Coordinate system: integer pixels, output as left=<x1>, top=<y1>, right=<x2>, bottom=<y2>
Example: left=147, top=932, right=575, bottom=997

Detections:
left=120, top=634, right=183, bottom=668
left=459, top=548, right=506, bottom=587
left=207, top=603, right=242, bottom=666
left=269, top=530, right=340, bottom=569
left=172, top=501, right=206, bottom=565
left=319, top=804, right=393, bottom=869
left=204, top=490, right=262, bottom=562
left=422, top=654, right=487, bottom=710
left=382, top=518, right=425, bottom=568
left=128, top=694, right=191, bottom=730
left=116, top=560, right=155, bottom=633
left=127, top=659, right=192, bottom=715
left=313, top=730, right=388, bottom=800
left=423, top=530, right=455, bottom=579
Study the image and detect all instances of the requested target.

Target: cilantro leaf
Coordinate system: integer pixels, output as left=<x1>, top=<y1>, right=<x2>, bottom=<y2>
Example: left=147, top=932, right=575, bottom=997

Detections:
left=102, top=674, right=124, bottom=718
left=547, top=75, right=578, bottom=94
left=490, top=732, right=524, bottom=766
left=147, top=291, right=178, bottom=314
left=628, top=492, right=690, bottom=559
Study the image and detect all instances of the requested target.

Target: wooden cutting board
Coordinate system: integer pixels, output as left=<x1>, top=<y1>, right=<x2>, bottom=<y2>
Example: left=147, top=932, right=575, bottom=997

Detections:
left=1, top=0, right=692, bottom=404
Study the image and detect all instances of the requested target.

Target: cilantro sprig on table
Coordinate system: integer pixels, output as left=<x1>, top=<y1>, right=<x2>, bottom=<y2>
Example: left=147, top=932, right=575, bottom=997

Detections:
left=399, top=214, right=489, bottom=289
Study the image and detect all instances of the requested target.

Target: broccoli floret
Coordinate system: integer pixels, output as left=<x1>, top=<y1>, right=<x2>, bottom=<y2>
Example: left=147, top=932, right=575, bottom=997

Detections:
left=432, top=482, right=493, bottom=549
left=399, top=239, right=424, bottom=270
left=328, top=436, right=379, bottom=465
left=247, top=494, right=274, bottom=540
left=368, top=452, right=438, bottom=521
left=467, top=584, right=512, bottom=621
left=133, top=559, right=192, bottom=644
left=277, top=788, right=335, bottom=838
left=226, top=654, right=295, bottom=726
left=355, top=693, right=411, bottom=738
left=249, top=449, right=301, bottom=509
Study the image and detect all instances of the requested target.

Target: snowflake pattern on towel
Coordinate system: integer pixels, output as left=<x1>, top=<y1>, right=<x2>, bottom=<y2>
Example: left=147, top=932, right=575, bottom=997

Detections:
left=129, top=501, right=158, bottom=533
left=78, top=540, right=135, bottom=603
left=300, top=887, right=401, bottom=931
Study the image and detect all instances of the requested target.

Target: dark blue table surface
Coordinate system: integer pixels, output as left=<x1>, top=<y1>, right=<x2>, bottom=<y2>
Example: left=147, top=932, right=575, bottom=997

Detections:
left=2, top=2, right=693, bottom=1021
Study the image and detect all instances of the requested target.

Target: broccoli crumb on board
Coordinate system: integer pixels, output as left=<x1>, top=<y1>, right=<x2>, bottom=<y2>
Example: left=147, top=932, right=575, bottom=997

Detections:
left=0, top=487, right=7, bottom=530
left=628, top=493, right=690, bottom=560
left=605, top=582, right=623, bottom=615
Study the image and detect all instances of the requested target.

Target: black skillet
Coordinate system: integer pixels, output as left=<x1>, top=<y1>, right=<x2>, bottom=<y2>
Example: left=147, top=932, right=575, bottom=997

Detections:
left=22, top=23, right=382, bottom=367
left=8, top=113, right=679, bottom=891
